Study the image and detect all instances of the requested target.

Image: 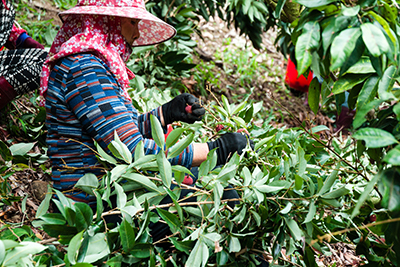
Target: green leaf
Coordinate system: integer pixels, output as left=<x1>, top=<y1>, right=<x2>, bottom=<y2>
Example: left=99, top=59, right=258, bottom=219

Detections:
left=351, top=173, right=380, bottom=218
left=110, top=131, right=132, bottom=164
left=167, top=133, right=194, bottom=159
left=185, top=240, right=208, bottom=267
left=217, top=164, right=237, bottom=185
left=311, top=125, right=330, bottom=133
left=280, top=202, right=293, bottom=214
left=322, top=16, right=352, bottom=55
left=169, top=238, right=194, bottom=254
left=295, top=21, right=321, bottom=75
left=157, top=208, right=183, bottom=235
left=383, top=145, right=400, bottom=165
left=378, top=65, right=397, bottom=101
left=110, top=165, right=128, bottom=182
left=95, top=141, right=117, bottom=164
left=75, top=173, right=99, bottom=195
left=35, top=184, right=52, bottom=218
left=119, top=219, right=136, bottom=252
left=378, top=168, right=400, bottom=212
left=256, top=185, right=285, bottom=193
left=308, top=78, right=321, bottom=114
left=318, top=162, right=341, bottom=196
left=321, top=186, right=350, bottom=199
left=9, top=142, right=35, bottom=156
left=346, top=57, right=375, bottom=74
left=293, top=0, right=337, bottom=8
left=361, top=22, right=389, bottom=57
left=132, top=154, right=156, bottom=169
left=330, top=27, right=362, bottom=71
left=122, top=173, right=163, bottom=194
left=367, top=11, right=398, bottom=55
left=304, top=201, right=316, bottom=223
left=394, top=102, right=400, bottom=121
left=353, top=128, right=398, bottom=148
left=295, top=174, right=304, bottom=190
left=341, top=4, right=360, bottom=16
left=131, top=243, right=153, bottom=258
left=157, top=152, right=172, bottom=188
left=304, top=246, right=318, bottom=267
left=221, top=95, right=231, bottom=115
left=354, top=99, right=385, bottom=129
left=166, top=128, right=186, bottom=149
left=134, top=140, right=145, bottom=162
left=228, top=236, right=241, bottom=253
left=297, top=144, right=307, bottom=177
left=3, top=242, right=46, bottom=266
left=356, top=76, right=379, bottom=110
left=0, top=240, right=5, bottom=266
left=68, top=231, right=84, bottom=265
left=0, top=141, right=12, bottom=161
left=42, top=225, right=77, bottom=239
left=150, top=115, right=165, bottom=150
left=232, top=101, right=247, bottom=115
left=74, top=202, right=93, bottom=232
left=115, top=183, right=127, bottom=209
left=254, top=136, right=275, bottom=151
left=284, top=217, right=303, bottom=241
left=332, top=74, right=370, bottom=94
left=214, top=105, right=229, bottom=118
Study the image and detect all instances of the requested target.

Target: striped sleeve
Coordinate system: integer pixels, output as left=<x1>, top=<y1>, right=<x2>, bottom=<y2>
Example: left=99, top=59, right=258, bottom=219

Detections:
left=138, top=107, right=167, bottom=139
left=63, top=55, right=193, bottom=168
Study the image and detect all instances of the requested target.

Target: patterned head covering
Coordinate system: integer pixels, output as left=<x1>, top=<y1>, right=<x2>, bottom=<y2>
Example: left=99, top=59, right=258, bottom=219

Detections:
left=39, top=0, right=176, bottom=105
left=59, top=0, right=176, bottom=47
left=0, top=0, right=15, bottom=47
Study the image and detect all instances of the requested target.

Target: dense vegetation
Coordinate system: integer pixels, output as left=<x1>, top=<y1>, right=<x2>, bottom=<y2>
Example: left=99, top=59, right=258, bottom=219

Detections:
left=1, top=0, right=400, bottom=266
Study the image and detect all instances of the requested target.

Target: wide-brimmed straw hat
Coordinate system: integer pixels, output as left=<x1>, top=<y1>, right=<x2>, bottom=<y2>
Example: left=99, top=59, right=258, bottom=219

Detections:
left=59, top=0, right=176, bottom=47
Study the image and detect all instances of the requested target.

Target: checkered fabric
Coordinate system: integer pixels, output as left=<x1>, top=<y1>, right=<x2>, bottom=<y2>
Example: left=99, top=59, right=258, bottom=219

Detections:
left=0, top=0, right=15, bottom=47
left=0, top=48, right=47, bottom=94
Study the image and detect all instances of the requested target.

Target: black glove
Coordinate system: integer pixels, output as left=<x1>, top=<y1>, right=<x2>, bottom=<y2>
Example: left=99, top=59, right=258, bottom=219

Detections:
left=207, top=132, right=254, bottom=166
left=162, top=93, right=205, bottom=125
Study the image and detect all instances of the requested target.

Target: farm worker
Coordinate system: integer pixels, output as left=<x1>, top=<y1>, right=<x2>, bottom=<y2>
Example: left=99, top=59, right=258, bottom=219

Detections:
left=284, top=57, right=313, bottom=95
left=0, top=0, right=47, bottom=110
left=285, top=57, right=355, bottom=133
left=40, top=0, right=255, bottom=246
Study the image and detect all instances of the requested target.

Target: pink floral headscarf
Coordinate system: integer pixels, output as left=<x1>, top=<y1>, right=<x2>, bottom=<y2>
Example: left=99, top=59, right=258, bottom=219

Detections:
left=39, top=14, right=134, bottom=106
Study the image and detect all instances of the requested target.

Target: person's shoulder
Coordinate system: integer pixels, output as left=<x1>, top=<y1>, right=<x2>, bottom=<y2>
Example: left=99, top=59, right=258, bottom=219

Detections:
left=66, top=53, right=106, bottom=68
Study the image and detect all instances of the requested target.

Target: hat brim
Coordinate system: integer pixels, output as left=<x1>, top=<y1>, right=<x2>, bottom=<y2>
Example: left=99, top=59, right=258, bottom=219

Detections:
left=59, top=6, right=176, bottom=47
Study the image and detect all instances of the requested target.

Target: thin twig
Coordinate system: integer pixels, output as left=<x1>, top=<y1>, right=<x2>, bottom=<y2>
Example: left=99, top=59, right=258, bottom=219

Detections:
left=206, top=82, right=223, bottom=108
left=164, top=0, right=176, bottom=21
left=38, top=237, right=58, bottom=244
left=311, top=217, right=400, bottom=246
left=99, top=198, right=243, bottom=218
left=153, top=231, right=179, bottom=245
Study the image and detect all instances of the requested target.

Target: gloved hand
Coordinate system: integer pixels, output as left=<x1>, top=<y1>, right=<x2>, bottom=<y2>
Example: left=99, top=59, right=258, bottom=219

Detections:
left=16, top=33, right=44, bottom=49
left=207, top=132, right=254, bottom=166
left=162, top=93, right=205, bottom=125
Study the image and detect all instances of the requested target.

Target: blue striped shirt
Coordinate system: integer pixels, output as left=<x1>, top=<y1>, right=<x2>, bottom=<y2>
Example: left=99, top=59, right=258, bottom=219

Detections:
left=46, top=53, right=193, bottom=204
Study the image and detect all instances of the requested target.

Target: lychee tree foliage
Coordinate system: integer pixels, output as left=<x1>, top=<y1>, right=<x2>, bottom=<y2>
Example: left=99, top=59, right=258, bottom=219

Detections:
left=1, top=1, right=400, bottom=267
left=276, top=0, right=400, bottom=265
